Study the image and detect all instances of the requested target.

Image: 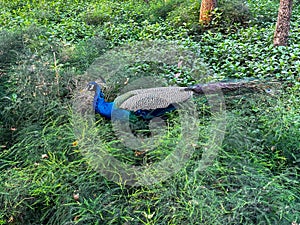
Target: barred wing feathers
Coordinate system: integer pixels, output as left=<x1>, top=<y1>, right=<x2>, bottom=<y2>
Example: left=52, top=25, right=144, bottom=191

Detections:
left=115, top=87, right=193, bottom=111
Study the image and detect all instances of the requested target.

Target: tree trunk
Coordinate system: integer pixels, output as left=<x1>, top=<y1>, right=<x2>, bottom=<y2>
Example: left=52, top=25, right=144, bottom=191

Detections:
left=199, top=0, right=217, bottom=24
left=273, top=0, right=293, bottom=46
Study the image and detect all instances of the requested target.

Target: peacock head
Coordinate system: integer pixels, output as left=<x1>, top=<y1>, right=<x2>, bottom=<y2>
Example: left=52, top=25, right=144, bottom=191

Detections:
left=86, top=81, right=106, bottom=99
left=86, top=81, right=99, bottom=92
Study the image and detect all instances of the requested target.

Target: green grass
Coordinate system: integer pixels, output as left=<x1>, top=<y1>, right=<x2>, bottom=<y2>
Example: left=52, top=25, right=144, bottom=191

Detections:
left=0, top=0, right=300, bottom=224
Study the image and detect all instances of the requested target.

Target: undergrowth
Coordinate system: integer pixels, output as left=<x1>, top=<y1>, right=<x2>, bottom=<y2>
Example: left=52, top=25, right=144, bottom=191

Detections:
left=0, top=0, right=299, bottom=224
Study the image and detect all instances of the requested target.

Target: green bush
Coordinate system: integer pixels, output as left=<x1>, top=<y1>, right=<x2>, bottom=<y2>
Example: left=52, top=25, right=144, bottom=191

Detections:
left=0, top=30, right=25, bottom=70
left=247, top=0, right=279, bottom=25
left=147, top=0, right=184, bottom=22
left=166, top=0, right=200, bottom=28
left=259, top=83, right=300, bottom=167
left=82, top=4, right=113, bottom=25
left=208, top=0, right=252, bottom=34
left=166, top=0, right=252, bottom=36
left=59, top=36, right=108, bottom=72
left=1, top=0, right=300, bottom=224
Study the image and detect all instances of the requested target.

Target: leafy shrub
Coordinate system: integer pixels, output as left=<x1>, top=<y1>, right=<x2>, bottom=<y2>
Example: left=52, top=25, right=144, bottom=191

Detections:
left=208, top=0, right=252, bottom=33
left=247, top=0, right=279, bottom=25
left=148, top=0, right=184, bottom=22
left=1, top=0, right=300, bottom=224
left=166, top=0, right=251, bottom=36
left=0, top=27, right=49, bottom=147
left=0, top=44, right=80, bottom=149
left=259, top=83, right=300, bottom=167
left=0, top=30, right=25, bottom=70
left=166, top=0, right=200, bottom=28
left=60, top=36, right=108, bottom=72
left=81, top=3, right=113, bottom=25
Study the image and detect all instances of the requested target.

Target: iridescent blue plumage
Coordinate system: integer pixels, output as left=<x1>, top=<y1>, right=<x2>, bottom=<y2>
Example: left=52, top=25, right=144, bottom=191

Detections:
left=134, top=105, right=176, bottom=120
left=87, top=81, right=129, bottom=120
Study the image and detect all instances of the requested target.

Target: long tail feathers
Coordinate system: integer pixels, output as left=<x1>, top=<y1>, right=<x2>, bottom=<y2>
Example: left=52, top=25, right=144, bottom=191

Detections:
left=185, top=80, right=281, bottom=95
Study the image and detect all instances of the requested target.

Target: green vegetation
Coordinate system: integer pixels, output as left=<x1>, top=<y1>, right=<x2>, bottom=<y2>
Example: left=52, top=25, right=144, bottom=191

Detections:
left=0, top=0, right=299, bottom=224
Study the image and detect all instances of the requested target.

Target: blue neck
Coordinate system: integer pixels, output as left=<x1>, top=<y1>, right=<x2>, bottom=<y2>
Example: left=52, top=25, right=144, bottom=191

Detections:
left=93, top=85, right=114, bottom=119
left=93, top=85, right=130, bottom=120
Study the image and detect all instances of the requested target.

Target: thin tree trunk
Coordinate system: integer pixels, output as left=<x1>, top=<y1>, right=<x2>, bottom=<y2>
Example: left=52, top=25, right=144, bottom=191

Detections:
left=199, top=0, right=217, bottom=24
left=273, top=0, right=293, bottom=46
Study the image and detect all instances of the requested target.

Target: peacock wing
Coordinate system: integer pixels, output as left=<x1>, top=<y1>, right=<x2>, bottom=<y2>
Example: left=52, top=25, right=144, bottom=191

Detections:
left=114, top=87, right=193, bottom=111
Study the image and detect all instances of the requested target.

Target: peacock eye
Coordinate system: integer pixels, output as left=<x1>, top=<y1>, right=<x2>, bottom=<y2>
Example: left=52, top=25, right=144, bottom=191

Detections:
left=265, top=88, right=272, bottom=93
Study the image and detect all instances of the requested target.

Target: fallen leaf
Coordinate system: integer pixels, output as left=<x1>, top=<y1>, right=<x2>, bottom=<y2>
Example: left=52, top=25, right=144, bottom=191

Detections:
left=41, top=154, right=49, bottom=159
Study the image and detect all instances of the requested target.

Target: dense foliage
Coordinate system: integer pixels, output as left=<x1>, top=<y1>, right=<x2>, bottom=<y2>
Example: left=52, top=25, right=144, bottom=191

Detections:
left=0, top=0, right=299, bottom=224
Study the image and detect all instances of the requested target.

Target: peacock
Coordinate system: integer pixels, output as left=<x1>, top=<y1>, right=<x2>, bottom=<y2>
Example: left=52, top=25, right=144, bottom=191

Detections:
left=86, top=81, right=189, bottom=121
left=86, top=79, right=278, bottom=121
